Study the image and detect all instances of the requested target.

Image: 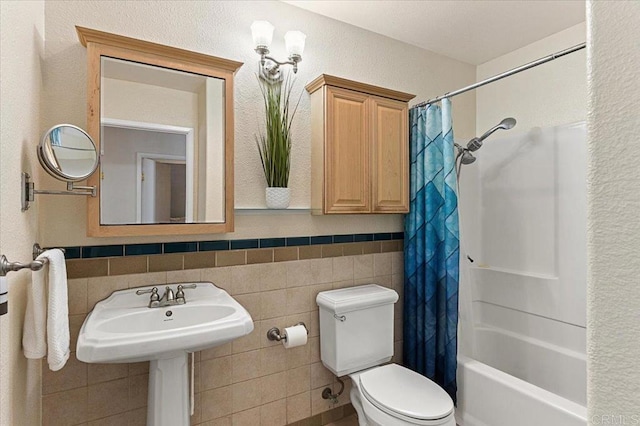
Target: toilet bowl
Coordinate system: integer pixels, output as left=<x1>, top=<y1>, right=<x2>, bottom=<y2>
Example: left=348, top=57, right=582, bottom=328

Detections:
left=316, top=285, right=456, bottom=426
left=349, top=364, right=455, bottom=426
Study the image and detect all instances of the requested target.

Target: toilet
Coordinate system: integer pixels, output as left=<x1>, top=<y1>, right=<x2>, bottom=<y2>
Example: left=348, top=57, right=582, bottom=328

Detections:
left=316, top=284, right=455, bottom=426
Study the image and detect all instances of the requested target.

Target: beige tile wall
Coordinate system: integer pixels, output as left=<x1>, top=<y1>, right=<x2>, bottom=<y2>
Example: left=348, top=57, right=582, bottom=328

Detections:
left=43, top=249, right=404, bottom=426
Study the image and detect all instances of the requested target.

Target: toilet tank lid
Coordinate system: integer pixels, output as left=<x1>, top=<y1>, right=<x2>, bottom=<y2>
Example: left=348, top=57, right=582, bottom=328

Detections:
left=316, top=284, right=398, bottom=314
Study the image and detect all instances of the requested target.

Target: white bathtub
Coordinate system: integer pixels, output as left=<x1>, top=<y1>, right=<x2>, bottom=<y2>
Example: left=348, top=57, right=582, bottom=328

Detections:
left=455, top=326, right=587, bottom=426
left=473, top=326, right=586, bottom=406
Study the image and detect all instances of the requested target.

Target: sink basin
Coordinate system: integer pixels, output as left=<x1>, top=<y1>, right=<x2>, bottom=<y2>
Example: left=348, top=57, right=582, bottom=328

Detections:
left=76, top=281, right=254, bottom=363
left=98, top=305, right=236, bottom=334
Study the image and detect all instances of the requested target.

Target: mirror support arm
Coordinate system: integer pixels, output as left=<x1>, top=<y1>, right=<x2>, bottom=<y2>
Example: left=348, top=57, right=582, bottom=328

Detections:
left=66, top=182, right=97, bottom=195
left=21, top=172, right=97, bottom=212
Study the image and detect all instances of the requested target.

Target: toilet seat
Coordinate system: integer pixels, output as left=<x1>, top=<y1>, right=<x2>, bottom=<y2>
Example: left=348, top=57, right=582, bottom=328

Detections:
left=358, top=364, right=454, bottom=424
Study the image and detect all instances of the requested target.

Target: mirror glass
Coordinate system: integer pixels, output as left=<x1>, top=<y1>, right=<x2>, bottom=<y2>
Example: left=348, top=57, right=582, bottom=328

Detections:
left=38, top=125, right=99, bottom=181
left=99, top=57, right=226, bottom=225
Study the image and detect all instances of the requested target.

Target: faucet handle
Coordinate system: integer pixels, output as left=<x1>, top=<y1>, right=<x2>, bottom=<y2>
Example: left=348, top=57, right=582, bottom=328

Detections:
left=176, top=284, right=196, bottom=303
left=150, top=287, right=160, bottom=302
left=136, top=287, right=159, bottom=301
left=136, top=287, right=160, bottom=307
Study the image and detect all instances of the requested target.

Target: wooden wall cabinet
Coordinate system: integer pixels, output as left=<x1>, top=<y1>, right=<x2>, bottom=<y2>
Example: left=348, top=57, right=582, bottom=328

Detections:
left=306, top=75, right=415, bottom=214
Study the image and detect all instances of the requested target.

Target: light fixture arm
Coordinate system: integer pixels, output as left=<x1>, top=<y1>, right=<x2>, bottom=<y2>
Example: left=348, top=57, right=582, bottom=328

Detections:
left=262, top=54, right=301, bottom=70
left=255, top=47, right=302, bottom=82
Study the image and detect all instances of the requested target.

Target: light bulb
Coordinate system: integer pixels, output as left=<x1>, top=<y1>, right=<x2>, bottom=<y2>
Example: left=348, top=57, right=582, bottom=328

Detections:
left=284, top=31, right=306, bottom=57
left=251, top=21, right=274, bottom=49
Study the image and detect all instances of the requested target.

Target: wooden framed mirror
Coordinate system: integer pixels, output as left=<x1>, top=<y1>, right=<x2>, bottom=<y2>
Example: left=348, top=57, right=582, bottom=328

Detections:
left=77, top=26, right=242, bottom=237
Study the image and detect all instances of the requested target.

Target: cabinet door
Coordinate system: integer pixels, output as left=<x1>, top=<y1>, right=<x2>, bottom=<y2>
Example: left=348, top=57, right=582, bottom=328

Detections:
left=325, top=87, right=370, bottom=213
left=371, top=96, right=409, bottom=212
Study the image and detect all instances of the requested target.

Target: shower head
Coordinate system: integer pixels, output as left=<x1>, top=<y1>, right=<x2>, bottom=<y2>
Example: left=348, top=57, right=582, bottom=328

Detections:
left=454, top=142, right=477, bottom=168
left=497, top=117, right=517, bottom=130
left=460, top=151, right=476, bottom=165
left=467, top=117, right=517, bottom=152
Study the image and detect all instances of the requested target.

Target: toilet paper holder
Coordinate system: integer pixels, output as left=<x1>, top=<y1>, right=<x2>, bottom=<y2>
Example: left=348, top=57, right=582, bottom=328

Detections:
left=267, top=322, right=308, bottom=342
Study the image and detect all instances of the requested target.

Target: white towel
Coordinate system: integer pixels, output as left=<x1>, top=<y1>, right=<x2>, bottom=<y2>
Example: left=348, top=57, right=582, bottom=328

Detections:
left=23, top=249, right=70, bottom=371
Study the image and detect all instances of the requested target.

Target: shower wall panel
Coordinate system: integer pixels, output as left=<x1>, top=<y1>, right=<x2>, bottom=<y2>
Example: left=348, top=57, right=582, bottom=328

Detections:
left=468, top=122, right=587, bottom=341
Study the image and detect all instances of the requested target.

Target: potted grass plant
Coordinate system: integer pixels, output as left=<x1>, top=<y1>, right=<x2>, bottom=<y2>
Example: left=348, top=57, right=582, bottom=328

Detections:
left=256, top=73, right=301, bottom=209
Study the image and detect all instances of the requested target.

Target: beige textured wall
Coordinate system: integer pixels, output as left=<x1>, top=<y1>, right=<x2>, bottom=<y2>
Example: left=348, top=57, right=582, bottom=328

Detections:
left=586, top=1, right=640, bottom=423
left=41, top=252, right=402, bottom=425
left=0, top=1, right=45, bottom=424
left=102, top=78, right=199, bottom=128
left=476, top=22, right=586, bottom=135
left=40, top=0, right=476, bottom=246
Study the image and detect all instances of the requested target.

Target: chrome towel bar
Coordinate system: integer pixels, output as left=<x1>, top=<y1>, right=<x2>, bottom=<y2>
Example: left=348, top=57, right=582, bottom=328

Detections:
left=33, top=243, right=65, bottom=260
left=0, top=243, right=66, bottom=276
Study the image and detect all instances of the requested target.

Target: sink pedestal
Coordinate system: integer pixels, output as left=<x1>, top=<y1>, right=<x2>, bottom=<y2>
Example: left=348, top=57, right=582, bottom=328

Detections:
left=147, top=353, right=190, bottom=426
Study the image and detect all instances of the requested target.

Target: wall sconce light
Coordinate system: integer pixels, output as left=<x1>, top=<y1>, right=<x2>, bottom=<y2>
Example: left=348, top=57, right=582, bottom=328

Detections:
left=251, top=20, right=306, bottom=82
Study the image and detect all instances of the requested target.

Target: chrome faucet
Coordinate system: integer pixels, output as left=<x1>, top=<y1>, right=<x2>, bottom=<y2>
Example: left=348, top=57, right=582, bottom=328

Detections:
left=162, top=286, right=175, bottom=304
left=136, top=283, right=197, bottom=308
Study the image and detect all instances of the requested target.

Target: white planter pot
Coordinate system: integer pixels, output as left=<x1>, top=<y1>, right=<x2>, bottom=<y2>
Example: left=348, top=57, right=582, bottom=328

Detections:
left=265, top=187, right=290, bottom=209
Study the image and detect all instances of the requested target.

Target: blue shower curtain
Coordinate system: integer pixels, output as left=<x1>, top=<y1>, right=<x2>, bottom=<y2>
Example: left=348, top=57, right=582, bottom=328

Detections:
left=404, top=99, right=460, bottom=403
left=50, top=127, right=62, bottom=146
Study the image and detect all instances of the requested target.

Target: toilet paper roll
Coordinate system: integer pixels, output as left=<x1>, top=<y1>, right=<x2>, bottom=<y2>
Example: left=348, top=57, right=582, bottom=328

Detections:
left=282, top=324, right=307, bottom=349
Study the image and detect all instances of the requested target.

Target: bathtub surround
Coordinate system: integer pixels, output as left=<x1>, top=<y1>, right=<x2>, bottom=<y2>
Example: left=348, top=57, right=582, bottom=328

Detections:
left=42, top=246, right=403, bottom=425
left=455, top=122, right=588, bottom=425
left=587, top=0, right=640, bottom=420
left=466, top=23, right=587, bottom=338
left=454, top=22, right=590, bottom=425
left=464, top=25, right=588, bottom=338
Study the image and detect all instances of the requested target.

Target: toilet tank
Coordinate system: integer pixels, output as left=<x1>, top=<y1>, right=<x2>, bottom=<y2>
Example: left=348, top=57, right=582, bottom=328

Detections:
left=316, top=284, right=398, bottom=377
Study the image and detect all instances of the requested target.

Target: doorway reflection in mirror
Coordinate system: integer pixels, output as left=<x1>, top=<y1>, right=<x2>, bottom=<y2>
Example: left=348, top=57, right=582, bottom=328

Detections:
left=99, top=57, right=225, bottom=225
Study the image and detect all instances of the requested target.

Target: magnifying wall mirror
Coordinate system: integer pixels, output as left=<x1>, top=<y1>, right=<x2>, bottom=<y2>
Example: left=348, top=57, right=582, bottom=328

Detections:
left=22, top=124, right=99, bottom=212
left=38, top=124, right=99, bottom=181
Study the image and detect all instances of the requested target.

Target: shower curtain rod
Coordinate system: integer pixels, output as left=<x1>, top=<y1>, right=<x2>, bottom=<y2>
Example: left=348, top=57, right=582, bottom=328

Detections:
left=414, top=42, right=586, bottom=108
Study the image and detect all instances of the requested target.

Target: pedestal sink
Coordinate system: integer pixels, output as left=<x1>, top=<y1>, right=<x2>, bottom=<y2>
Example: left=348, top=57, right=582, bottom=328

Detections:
left=76, top=282, right=253, bottom=426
